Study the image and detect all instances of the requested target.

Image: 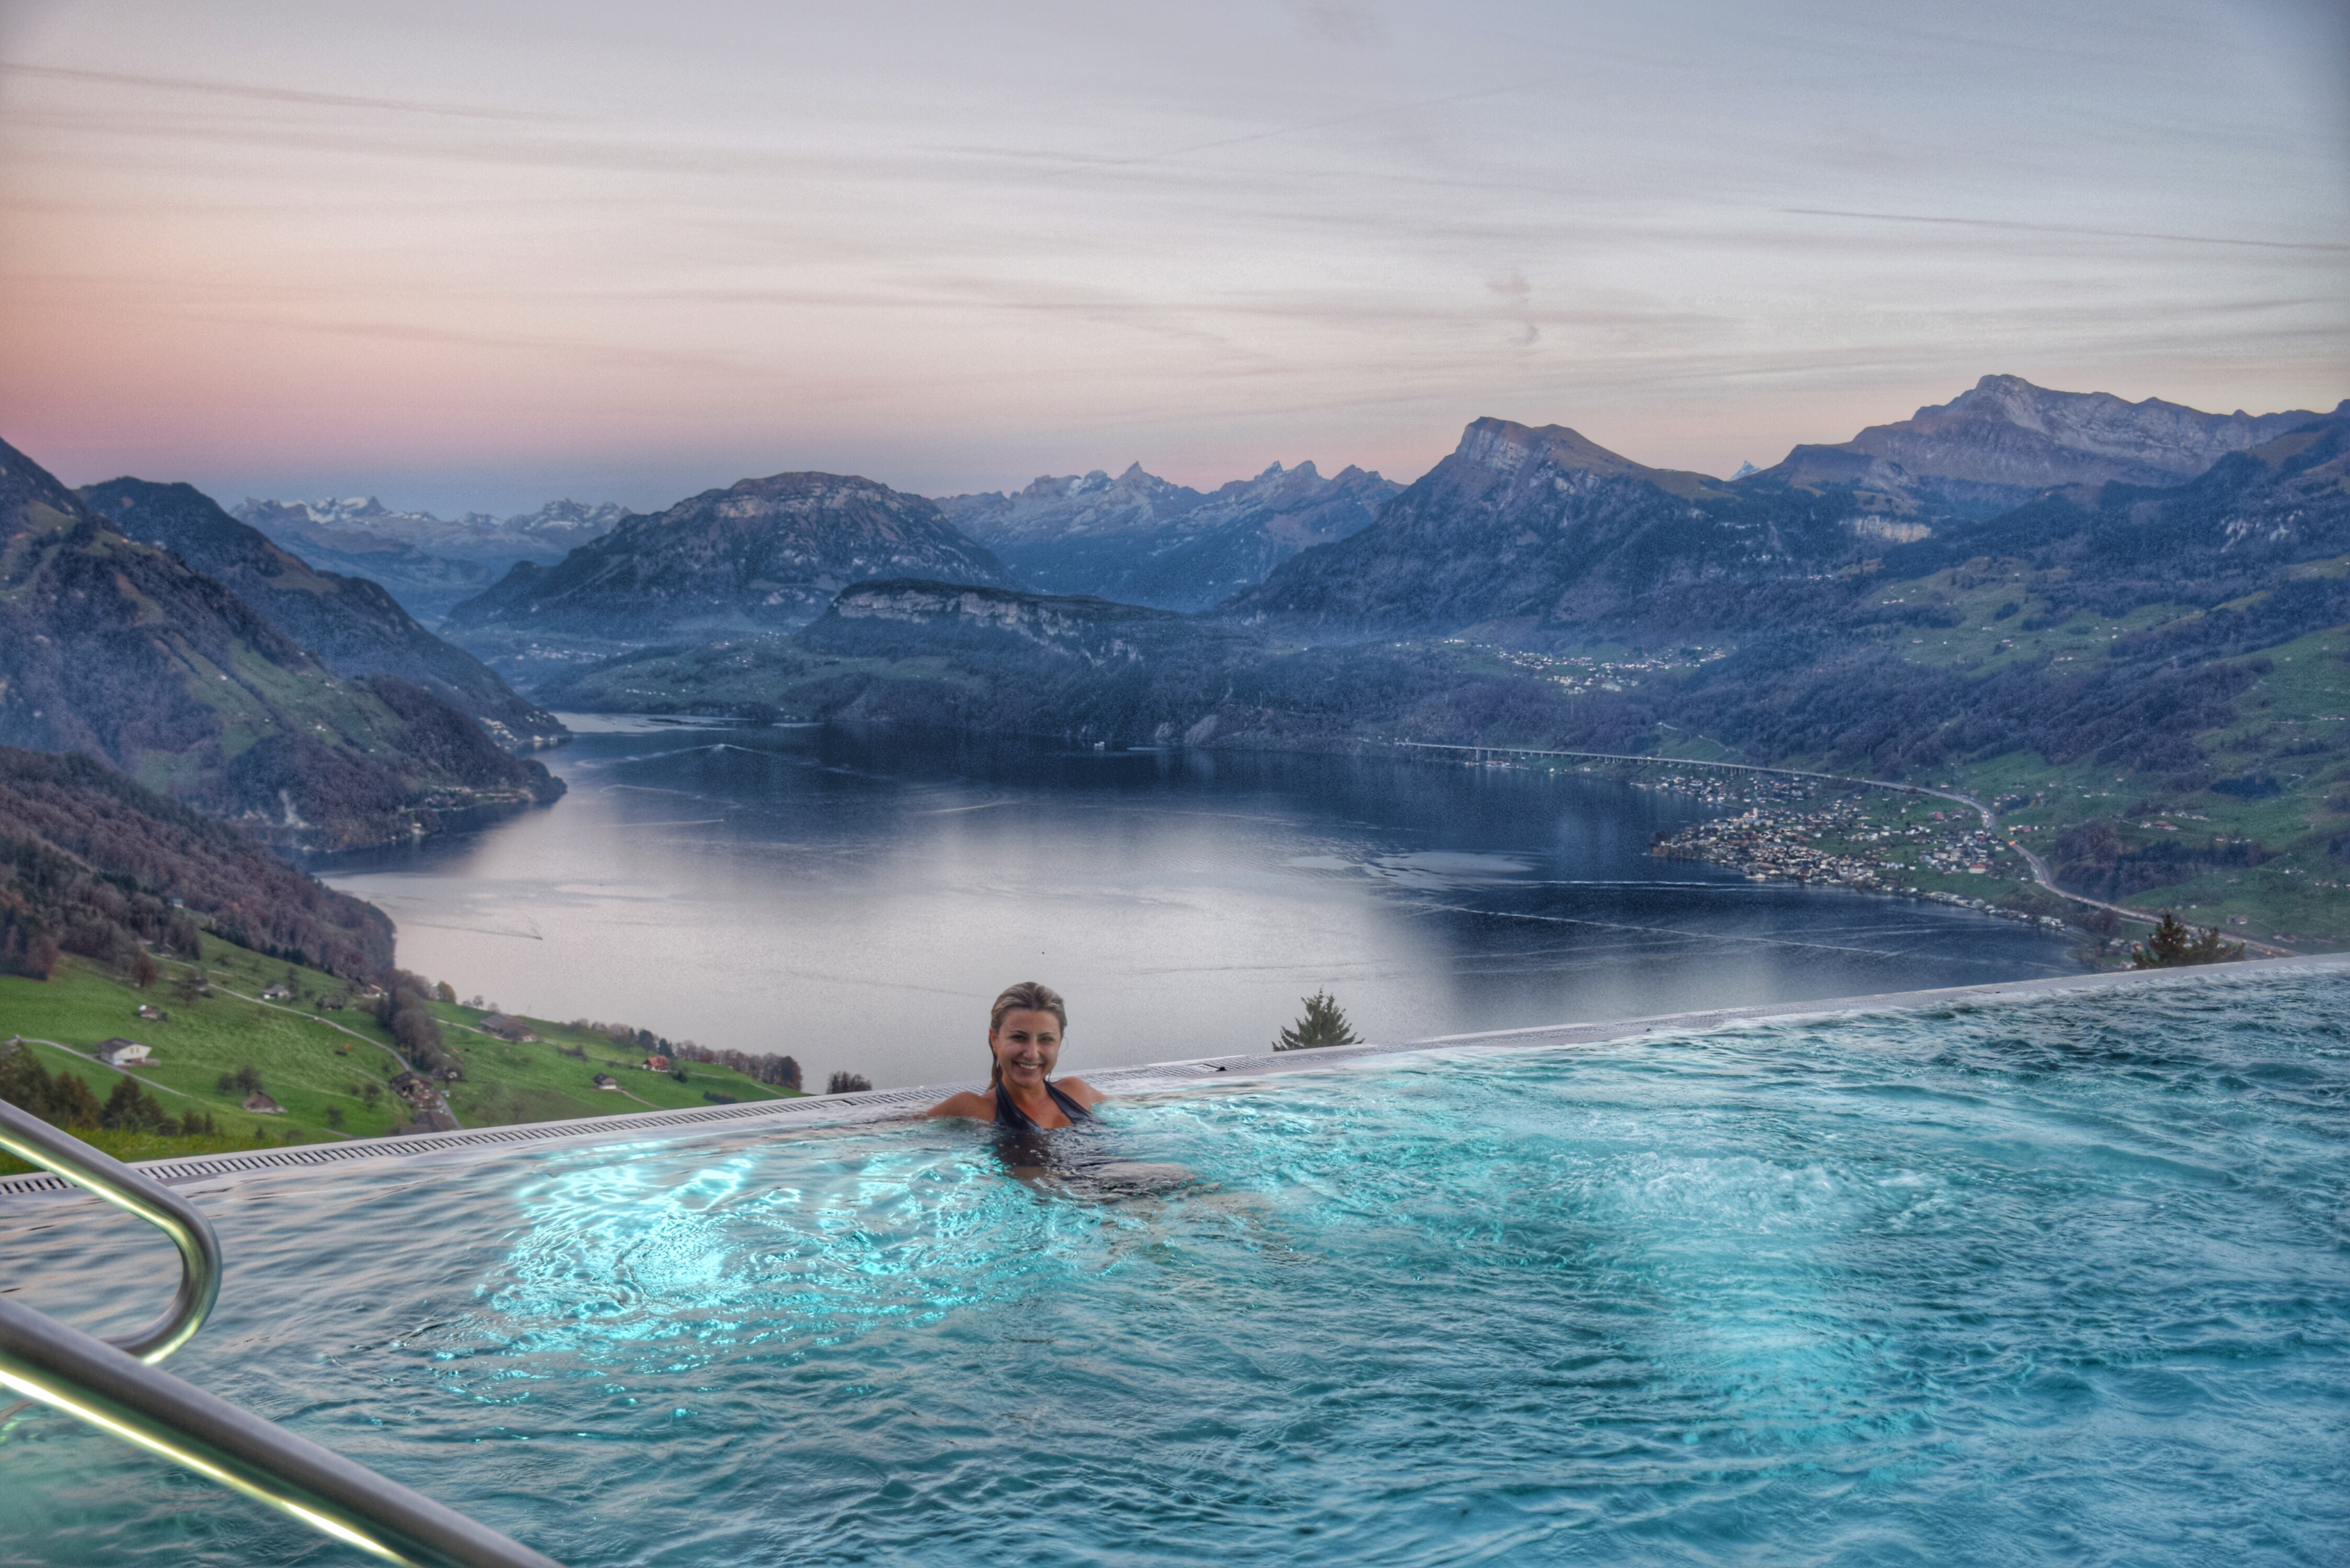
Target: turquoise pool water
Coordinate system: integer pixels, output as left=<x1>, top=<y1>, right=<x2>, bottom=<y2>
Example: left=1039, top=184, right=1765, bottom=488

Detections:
left=4, top=973, right=2347, bottom=1565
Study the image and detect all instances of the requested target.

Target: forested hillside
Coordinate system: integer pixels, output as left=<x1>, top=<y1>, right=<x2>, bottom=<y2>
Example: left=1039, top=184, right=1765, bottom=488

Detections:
left=0, top=436, right=563, bottom=852
left=0, top=744, right=811, bottom=1166
left=446, top=471, right=1007, bottom=641
left=79, top=478, right=564, bottom=747
left=0, top=745, right=394, bottom=979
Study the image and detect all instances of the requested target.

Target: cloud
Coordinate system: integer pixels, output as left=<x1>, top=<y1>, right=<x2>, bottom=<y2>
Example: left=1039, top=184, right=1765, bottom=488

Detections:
left=996, top=76, right=1543, bottom=183
left=0, top=61, right=567, bottom=121
left=1783, top=205, right=2350, bottom=254
left=0, top=0, right=2341, bottom=498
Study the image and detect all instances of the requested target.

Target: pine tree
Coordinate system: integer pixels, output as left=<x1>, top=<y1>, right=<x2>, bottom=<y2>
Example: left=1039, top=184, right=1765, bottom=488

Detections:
left=0, top=1042, right=57, bottom=1120
left=2131, top=910, right=2244, bottom=968
left=100, top=1076, right=170, bottom=1132
left=1275, top=990, right=1360, bottom=1051
left=47, top=1070, right=104, bottom=1128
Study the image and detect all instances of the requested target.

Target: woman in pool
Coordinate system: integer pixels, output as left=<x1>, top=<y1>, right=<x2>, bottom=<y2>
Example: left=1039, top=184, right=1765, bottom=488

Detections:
left=926, top=981, right=1105, bottom=1131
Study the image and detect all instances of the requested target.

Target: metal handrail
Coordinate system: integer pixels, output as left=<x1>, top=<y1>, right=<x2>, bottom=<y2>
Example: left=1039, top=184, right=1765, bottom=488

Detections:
left=0, top=1098, right=220, bottom=1362
left=0, top=1098, right=563, bottom=1567
left=0, top=1298, right=561, bottom=1567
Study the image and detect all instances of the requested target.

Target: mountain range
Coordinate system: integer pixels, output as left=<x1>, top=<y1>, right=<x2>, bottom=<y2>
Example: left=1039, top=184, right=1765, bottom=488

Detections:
left=235, top=495, right=628, bottom=622
left=1768, top=374, right=2328, bottom=514
left=443, top=472, right=1009, bottom=652
left=541, top=398, right=2350, bottom=813
left=1224, top=420, right=1754, bottom=638
left=0, top=437, right=562, bottom=854
left=80, top=480, right=563, bottom=748
left=937, top=459, right=1399, bottom=610
left=14, top=373, right=2343, bottom=871
left=236, top=494, right=627, bottom=562
left=1230, top=382, right=2337, bottom=640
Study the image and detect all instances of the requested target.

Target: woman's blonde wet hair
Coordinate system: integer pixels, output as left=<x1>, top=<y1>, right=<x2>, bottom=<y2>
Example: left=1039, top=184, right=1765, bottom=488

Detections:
left=987, top=982, right=1066, bottom=1088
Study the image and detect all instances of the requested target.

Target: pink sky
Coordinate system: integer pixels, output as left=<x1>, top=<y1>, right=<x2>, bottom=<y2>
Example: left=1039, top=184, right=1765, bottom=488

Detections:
left=3, top=0, right=2345, bottom=513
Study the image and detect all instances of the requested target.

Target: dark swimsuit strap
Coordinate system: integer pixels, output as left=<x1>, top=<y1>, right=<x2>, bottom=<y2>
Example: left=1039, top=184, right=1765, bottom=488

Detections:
left=993, top=1080, right=1091, bottom=1131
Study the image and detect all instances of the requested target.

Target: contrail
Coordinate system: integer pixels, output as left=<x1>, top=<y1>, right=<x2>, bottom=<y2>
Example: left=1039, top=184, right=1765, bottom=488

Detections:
left=1784, top=205, right=2348, bottom=253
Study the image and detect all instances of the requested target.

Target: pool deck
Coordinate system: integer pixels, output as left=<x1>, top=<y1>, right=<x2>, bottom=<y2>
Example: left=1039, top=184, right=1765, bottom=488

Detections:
left=5, top=951, right=2347, bottom=1206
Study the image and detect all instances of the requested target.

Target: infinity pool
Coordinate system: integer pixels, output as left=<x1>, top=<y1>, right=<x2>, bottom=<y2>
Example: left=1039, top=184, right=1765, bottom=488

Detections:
left=5, top=972, right=2347, bottom=1566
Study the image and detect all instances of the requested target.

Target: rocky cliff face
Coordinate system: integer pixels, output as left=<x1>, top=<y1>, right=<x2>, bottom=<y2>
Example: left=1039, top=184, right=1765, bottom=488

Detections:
left=445, top=471, right=1008, bottom=639
left=811, top=579, right=1224, bottom=666
left=80, top=479, right=563, bottom=747
left=938, top=460, right=1399, bottom=609
left=1222, top=419, right=1799, bottom=637
left=1753, top=375, right=2328, bottom=519
left=0, top=436, right=561, bottom=853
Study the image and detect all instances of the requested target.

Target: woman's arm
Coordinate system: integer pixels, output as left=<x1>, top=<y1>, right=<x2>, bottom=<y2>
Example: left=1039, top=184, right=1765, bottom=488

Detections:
left=925, top=1090, right=994, bottom=1119
left=1056, top=1076, right=1107, bottom=1109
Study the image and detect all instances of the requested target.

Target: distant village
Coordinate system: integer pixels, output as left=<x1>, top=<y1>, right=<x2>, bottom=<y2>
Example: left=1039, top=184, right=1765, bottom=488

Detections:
left=1648, top=791, right=2074, bottom=934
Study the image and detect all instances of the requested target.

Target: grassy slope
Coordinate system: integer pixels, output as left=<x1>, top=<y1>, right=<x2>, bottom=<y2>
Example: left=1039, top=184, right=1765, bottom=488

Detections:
left=1871, top=565, right=2345, bottom=943
left=1640, top=560, right=2350, bottom=944
left=1415, top=549, right=2346, bottom=945
left=1, top=937, right=799, bottom=1175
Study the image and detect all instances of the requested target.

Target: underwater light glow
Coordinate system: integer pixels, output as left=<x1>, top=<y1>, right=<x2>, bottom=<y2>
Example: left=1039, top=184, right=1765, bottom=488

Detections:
left=3, top=971, right=2346, bottom=1566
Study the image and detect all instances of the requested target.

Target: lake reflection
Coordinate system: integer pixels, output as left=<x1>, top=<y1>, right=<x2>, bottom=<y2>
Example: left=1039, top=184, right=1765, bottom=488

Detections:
left=321, top=720, right=2076, bottom=1091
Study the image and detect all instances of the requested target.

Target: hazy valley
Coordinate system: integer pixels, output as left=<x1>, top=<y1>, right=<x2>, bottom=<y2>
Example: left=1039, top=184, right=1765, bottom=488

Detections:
left=6, top=372, right=2348, bottom=1162
left=427, top=377, right=2350, bottom=947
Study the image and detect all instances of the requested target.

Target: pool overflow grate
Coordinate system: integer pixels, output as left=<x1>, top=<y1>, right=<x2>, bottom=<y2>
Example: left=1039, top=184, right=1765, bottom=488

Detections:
left=4, top=953, right=2344, bottom=1203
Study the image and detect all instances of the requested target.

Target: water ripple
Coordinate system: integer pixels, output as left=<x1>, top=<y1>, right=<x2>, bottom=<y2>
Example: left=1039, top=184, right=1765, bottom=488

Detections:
left=3, top=975, right=2346, bottom=1565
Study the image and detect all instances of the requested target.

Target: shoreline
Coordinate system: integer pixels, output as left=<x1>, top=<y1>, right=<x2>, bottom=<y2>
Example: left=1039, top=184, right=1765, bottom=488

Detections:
left=6, top=950, right=2344, bottom=1207
left=530, top=716, right=2331, bottom=951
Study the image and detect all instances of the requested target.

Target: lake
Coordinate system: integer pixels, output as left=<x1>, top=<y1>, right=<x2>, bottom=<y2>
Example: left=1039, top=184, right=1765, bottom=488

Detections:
left=321, top=720, right=2078, bottom=1093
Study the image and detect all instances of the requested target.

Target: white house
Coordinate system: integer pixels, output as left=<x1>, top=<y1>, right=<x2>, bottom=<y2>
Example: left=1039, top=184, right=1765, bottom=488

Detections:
left=95, top=1039, right=152, bottom=1066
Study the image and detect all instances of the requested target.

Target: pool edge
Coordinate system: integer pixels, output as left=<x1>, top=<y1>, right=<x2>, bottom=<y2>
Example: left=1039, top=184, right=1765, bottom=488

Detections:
left=7, top=951, right=2346, bottom=1205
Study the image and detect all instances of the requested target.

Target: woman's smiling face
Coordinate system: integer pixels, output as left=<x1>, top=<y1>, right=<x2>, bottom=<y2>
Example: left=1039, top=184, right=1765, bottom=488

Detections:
left=990, top=1007, right=1063, bottom=1088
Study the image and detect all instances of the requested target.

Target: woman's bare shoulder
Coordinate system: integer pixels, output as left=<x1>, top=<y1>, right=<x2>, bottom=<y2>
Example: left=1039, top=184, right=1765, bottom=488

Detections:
left=925, top=1089, right=995, bottom=1120
left=1057, top=1076, right=1107, bottom=1108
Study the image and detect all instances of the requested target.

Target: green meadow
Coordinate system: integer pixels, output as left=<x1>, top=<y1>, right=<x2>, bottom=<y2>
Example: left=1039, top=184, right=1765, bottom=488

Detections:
left=1, top=934, right=799, bottom=1177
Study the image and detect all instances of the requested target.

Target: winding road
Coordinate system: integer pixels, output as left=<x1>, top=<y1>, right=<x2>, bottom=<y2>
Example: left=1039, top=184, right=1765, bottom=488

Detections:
left=1395, top=741, right=2296, bottom=957
left=186, top=962, right=468, bottom=1129
left=4, top=1034, right=364, bottom=1139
